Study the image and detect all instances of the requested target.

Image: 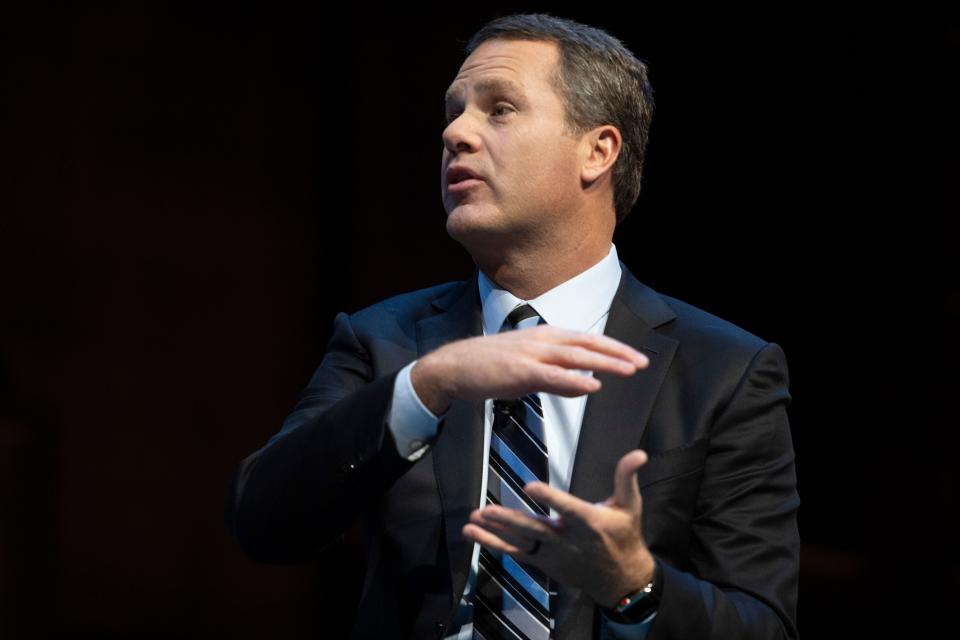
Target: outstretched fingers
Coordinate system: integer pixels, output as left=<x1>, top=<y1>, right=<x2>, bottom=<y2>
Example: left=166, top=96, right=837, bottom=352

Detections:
left=463, top=522, right=530, bottom=555
left=538, top=343, right=643, bottom=378
left=535, top=326, right=649, bottom=369
left=612, top=449, right=648, bottom=511
left=522, top=481, right=597, bottom=530
left=536, top=363, right=603, bottom=397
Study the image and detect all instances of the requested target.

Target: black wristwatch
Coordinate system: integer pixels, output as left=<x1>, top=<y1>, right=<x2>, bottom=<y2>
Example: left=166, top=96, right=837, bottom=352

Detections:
left=599, top=560, right=662, bottom=625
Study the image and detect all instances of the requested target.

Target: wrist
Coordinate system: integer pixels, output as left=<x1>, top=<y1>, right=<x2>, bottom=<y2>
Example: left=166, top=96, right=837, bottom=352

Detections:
left=410, top=354, right=453, bottom=416
left=603, top=547, right=655, bottom=609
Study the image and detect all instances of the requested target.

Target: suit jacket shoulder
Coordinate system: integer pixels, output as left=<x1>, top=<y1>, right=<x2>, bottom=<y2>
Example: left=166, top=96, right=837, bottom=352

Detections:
left=658, top=290, right=770, bottom=352
left=345, top=275, right=473, bottom=346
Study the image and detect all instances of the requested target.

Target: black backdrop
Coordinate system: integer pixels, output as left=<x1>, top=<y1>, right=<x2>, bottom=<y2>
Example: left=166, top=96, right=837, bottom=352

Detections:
left=2, top=3, right=955, bottom=638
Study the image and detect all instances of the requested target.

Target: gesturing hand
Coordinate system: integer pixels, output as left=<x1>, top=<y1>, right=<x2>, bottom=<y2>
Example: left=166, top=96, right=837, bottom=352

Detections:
left=411, top=324, right=649, bottom=415
left=462, top=449, right=656, bottom=609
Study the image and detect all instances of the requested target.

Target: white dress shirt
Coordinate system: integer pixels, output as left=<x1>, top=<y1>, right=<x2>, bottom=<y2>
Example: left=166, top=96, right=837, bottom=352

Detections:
left=386, top=242, right=655, bottom=639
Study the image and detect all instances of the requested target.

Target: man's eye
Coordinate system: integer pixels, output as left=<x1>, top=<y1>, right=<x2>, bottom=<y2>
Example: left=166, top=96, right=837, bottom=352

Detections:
left=443, top=104, right=512, bottom=125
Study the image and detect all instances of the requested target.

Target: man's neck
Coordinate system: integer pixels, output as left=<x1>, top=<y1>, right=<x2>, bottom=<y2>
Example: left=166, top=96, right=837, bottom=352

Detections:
left=476, top=237, right=613, bottom=300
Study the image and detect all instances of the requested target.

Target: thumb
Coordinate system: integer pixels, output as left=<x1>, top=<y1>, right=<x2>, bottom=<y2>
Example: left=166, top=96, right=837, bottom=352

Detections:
left=611, top=449, right=648, bottom=511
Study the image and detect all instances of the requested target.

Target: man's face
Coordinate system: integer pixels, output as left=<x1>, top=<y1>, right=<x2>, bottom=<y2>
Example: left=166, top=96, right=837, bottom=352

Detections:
left=441, top=39, right=584, bottom=248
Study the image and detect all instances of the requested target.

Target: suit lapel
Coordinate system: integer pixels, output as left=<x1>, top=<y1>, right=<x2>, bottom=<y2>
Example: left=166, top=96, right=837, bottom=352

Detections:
left=416, top=267, right=486, bottom=611
left=555, top=261, right=680, bottom=636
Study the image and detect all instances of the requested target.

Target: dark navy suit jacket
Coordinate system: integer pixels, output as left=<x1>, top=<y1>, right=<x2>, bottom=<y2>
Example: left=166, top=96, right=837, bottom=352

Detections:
left=225, top=261, right=800, bottom=639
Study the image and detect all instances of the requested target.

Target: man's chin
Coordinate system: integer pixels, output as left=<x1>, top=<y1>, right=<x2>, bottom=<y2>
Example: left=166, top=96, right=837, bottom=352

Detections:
left=444, top=204, right=498, bottom=240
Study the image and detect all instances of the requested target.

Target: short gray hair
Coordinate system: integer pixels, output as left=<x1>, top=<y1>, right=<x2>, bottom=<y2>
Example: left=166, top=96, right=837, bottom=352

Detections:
left=465, top=13, right=656, bottom=226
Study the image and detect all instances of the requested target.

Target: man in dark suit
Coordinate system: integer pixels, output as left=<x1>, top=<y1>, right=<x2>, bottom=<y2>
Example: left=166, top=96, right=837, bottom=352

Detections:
left=225, top=13, right=799, bottom=640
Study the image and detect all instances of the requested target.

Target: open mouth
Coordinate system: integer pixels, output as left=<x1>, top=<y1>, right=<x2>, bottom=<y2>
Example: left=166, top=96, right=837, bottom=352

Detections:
left=447, top=178, right=483, bottom=193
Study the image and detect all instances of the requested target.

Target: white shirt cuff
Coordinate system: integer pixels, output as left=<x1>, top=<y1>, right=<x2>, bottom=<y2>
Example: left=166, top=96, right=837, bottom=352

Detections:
left=388, top=360, right=446, bottom=462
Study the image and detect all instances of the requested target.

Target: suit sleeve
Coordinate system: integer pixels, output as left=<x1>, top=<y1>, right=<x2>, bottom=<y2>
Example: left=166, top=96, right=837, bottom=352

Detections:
left=647, top=342, right=800, bottom=640
left=224, top=311, right=425, bottom=564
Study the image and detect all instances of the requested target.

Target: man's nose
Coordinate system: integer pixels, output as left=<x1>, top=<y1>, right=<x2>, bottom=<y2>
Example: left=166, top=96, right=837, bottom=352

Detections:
left=441, top=112, right=479, bottom=155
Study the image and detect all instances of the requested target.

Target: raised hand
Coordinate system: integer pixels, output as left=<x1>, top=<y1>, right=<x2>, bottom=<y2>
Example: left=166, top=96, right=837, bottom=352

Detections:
left=462, top=448, right=656, bottom=609
left=410, top=324, right=649, bottom=415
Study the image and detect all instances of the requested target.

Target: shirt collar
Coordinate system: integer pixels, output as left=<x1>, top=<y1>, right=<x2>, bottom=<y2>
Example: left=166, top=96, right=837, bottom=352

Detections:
left=477, top=242, right=622, bottom=335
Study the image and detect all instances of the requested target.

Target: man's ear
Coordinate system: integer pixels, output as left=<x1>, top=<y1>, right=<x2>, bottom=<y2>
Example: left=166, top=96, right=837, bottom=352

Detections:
left=580, top=124, right=621, bottom=186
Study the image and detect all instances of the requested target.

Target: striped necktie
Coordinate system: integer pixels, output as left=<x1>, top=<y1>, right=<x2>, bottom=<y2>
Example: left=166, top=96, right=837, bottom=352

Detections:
left=473, top=303, right=556, bottom=640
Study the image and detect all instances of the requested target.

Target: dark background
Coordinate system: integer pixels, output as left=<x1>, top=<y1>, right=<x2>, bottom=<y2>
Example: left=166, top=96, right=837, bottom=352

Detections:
left=2, top=2, right=955, bottom=638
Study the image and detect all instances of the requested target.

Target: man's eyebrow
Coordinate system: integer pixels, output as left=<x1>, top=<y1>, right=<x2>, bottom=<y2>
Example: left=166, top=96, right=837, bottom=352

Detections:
left=444, top=78, right=527, bottom=106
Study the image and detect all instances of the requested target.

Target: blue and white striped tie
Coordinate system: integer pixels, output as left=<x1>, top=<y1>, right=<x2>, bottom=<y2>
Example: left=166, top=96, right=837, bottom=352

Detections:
left=472, top=303, right=555, bottom=640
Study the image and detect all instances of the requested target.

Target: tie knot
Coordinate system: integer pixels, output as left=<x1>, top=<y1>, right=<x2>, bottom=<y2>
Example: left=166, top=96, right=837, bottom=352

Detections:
left=505, top=303, right=543, bottom=330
